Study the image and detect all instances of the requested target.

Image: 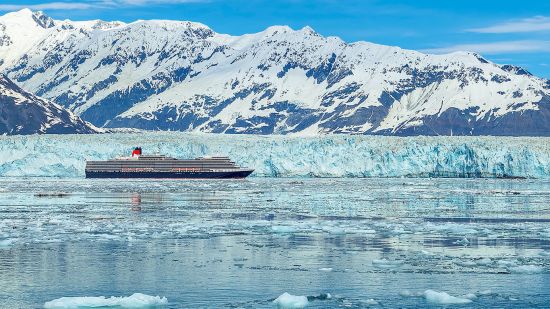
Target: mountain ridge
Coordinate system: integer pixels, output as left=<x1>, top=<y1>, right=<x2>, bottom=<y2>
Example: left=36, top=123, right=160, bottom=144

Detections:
left=1, top=9, right=548, bottom=136
left=0, top=74, right=98, bottom=135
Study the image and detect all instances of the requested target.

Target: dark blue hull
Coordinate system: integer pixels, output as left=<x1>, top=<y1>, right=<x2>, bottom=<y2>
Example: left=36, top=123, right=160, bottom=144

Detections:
left=85, top=170, right=253, bottom=179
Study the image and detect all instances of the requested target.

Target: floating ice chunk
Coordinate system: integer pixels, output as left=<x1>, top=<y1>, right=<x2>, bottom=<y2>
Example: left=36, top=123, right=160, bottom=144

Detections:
left=453, top=259, right=477, bottom=267
left=364, top=298, right=379, bottom=305
left=0, top=238, right=15, bottom=247
left=497, top=260, right=518, bottom=268
left=271, top=226, right=296, bottom=233
left=453, top=237, right=470, bottom=246
left=539, top=229, right=550, bottom=238
left=273, top=293, right=308, bottom=309
left=429, top=223, right=478, bottom=235
left=43, top=293, right=168, bottom=308
left=508, top=265, right=544, bottom=274
left=423, top=290, right=473, bottom=304
left=463, top=293, right=477, bottom=300
left=477, top=290, right=493, bottom=296
left=97, top=233, right=121, bottom=241
left=399, top=290, right=424, bottom=297
left=307, top=293, right=331, bottom=300
left=318, top=267, right=333, bottom=272
left=372, top=259, right=402, bottom=269
left=391, top=227, right=411, bottom=235
left=420, top=250, right=435, bottom=256
left=322, top=226, right=346, bottom=234
left=476, top=258, right=492, bottom=266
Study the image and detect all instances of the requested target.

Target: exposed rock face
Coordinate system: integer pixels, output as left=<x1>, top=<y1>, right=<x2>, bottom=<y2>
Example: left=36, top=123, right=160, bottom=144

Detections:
left=0, top=74, right=97, bottom=135
left=0, top=9, right=548, bottom=135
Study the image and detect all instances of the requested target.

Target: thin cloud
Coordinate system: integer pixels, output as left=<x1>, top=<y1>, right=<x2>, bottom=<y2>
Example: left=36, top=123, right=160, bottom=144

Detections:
left=117, top=0, right=206, bottom=4
left=468, top=16, right=550, bottom=33
left=422, top=40, right=550, bottom=55
left=0, top=2, right=96, bottom=10
left=0, top=0, right=207, bottom=11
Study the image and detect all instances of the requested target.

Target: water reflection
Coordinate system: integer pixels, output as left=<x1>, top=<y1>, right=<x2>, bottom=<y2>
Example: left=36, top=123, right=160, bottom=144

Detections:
left=131, top=192, right=141, bottom=211
left=0, top=178, right=548, bottom=308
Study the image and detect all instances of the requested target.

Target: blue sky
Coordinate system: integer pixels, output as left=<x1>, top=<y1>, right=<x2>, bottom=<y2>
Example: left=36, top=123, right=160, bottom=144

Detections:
left=1, top=0, right=549, bottom=78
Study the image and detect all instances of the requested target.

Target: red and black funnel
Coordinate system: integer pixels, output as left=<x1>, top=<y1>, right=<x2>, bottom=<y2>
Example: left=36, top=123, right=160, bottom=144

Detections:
left=131, top=147, right=142, bottom=157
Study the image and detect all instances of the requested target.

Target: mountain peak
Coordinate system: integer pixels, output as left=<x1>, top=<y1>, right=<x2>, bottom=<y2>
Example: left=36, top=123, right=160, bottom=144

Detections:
left=263, top=25, right=294, bottom=35
left=12, top=8, right=33, bottom=16
left=32, top=10, right=55, bottom=28
left=0, top=8, right=55, bottom=28
left=1, top=8, right=33, bottom=20
left=300, top=25, right=316, bottom=34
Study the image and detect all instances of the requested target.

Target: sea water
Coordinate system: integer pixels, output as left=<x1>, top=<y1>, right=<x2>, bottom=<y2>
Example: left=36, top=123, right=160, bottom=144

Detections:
left=0, top=177, right=549, bottom=308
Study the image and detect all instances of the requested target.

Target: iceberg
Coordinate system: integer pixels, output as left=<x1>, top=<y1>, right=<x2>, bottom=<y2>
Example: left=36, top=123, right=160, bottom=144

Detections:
left=508, top=265, right=544, bottom=274
left=423, top=290, right=473, bottom=305
left=43, top=293, right=168, bottom=308
left=401, top=290, right=476, bottom=304
left=372, top=258, right=403, bottom=269
left=0, top=133, right=548, bottom=178
left=0, top=238, right=16, bottom=247
left=273, top=293, right=309, bottom=308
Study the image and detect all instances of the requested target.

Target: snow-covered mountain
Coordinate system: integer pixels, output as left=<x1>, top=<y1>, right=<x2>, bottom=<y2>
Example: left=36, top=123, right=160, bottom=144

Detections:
left=0, top=74, right=97, bottom=135
left=1, top=9, right=549, bottom=135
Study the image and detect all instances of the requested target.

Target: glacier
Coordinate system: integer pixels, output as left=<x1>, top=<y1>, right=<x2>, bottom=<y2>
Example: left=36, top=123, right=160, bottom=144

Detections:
left=0, top=133, right=548, bottom=178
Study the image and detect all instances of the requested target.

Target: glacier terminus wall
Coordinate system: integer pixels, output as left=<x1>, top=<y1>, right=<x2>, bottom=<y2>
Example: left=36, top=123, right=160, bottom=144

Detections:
left=0, top=133, right=548, bottom=178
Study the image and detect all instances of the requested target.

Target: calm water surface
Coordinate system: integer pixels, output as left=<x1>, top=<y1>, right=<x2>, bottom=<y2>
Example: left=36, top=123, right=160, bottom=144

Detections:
left=0, top=178, right=549, bottom=308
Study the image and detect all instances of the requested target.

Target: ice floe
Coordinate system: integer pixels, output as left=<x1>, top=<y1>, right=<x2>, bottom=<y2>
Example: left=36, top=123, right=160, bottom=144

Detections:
left=453, top=237, right=470, bottom=246
left=423, top=290, right=473, bottom=304
left=476, top=258, right=493, bottom=266
left=372, top=259, right=403, bottom=269
left=273, top=293, right=309, bottom=309
left=497, top=260, right=518, bottom=268
left=364, top=298, right=379, bottom=305
left=463, top=293, right=478, bottom=300
left=271, top=225, right=297, bottom=233
left=399, top=290, right=424, bottom=297
left=401, top=290, right=474, bottom=305
left=0, top=238, right=15, bottom=247
left=508, top=265, right=544, bottom=274
left=453, top=259, right=477, bottom=267
left=43, top=293, right=168, bottom=308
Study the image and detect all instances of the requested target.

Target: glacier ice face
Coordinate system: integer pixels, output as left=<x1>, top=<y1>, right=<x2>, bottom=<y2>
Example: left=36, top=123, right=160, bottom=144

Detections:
left=0, top=133, right=548, bottom=178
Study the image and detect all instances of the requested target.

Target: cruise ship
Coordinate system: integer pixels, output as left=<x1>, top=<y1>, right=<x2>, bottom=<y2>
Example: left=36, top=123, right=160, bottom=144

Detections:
left=85, top=147, right=254, bottom=179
